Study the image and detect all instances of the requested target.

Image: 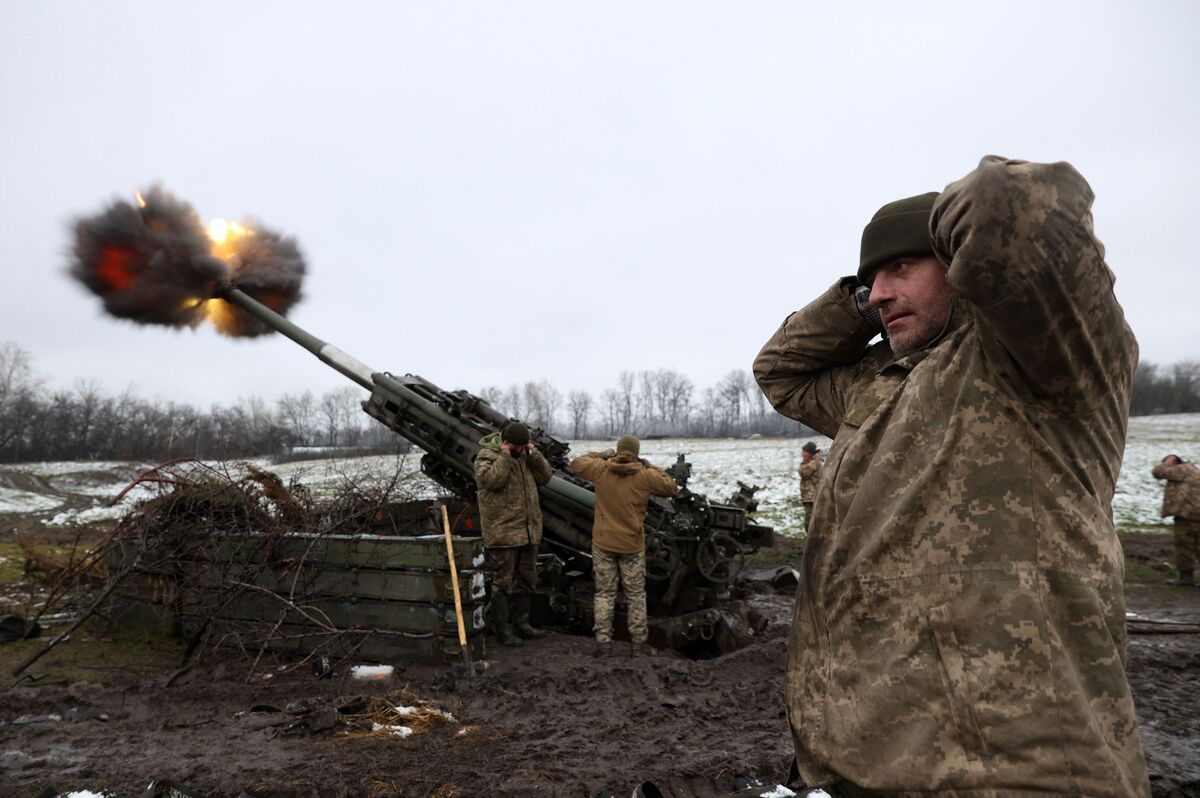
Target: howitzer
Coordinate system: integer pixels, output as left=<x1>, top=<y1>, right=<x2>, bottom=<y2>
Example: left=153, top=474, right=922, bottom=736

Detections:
left=217, top=284, right=773, bottom=650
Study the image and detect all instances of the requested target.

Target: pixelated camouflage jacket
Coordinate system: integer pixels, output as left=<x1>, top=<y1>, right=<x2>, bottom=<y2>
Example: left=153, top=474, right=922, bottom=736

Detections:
left=473, top=432, right=553, bottom=548
left=1151, top=460, right=1200, bottom=520
left=753, top=157, right=1149, bottom=796
left=798, top=452, right=824, bottom=502
left=571, top=451, right=678, bottom=554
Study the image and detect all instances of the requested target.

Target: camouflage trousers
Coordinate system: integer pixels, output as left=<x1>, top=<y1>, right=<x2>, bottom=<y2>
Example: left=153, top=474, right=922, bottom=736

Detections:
left=1175, top=517, right=1200, bottom=571
left=592, top=546, right=647, bottom=644
left=485, top=544, right=537, bottom=596
left=802, top=502, right=814, bottom=533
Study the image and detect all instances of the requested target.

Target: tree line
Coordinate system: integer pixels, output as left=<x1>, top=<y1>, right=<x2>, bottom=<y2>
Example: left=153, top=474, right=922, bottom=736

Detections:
left=2, top=341, right=1196, bottom=462
left=1130, top=361, right=1200, bottom=416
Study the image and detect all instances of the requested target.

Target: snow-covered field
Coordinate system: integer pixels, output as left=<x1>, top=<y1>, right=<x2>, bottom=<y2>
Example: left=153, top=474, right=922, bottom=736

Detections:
left=1, top=414, right=1196, bottom=537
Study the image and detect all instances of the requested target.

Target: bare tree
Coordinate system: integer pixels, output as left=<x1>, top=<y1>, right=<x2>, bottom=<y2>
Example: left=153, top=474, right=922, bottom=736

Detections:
left=0, top=342, right=39, bottom=455
left=567, top=390, right=593, bottom=439
left=617, top=370, right=635, bottom=431
left=277, top=390, right=316, bottom=446
left=637, top=371, right=656, bottom=427
left=601, top=388, right=622, bottom=437
left=502, top=385, right=523, bottom=419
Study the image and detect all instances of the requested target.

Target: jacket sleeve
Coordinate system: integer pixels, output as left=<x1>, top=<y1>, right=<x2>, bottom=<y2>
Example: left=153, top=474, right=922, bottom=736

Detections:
left=527, top=449, right=554, bottom=487
left=474, top=450, right=511, bottom=491
left=931, top=156, right=1138, bottom=409
left=1152, top=463, right=1190, bottom=482
left=570, top=452, right=606, bottom=481
left=643, top=467, right=678, bottom=498
left=752, top=278, right=881, bottom=438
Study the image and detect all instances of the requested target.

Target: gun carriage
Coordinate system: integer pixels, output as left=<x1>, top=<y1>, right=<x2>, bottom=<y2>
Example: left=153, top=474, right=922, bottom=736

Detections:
left=216, top=285, right=773, bottom=651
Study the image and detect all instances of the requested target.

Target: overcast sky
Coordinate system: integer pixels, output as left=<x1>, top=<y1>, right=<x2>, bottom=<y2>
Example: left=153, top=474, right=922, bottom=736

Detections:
left=2, top=2, right=1197, bottom=408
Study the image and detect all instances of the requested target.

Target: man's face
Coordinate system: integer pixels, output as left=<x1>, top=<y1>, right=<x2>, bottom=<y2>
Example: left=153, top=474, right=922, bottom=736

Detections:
left=868, top=256, right=956, bottom=353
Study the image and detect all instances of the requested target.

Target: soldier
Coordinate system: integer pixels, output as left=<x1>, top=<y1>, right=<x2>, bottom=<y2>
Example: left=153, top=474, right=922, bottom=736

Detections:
left=571, top=434, right=677, bottom=657
left=1151, top=453, right=1200, bottom=586
left=753, top=157, right=1149, bottom=795
left=798, top=441, right=823, bottom=533
left=474, top=422, right=554, bottom=647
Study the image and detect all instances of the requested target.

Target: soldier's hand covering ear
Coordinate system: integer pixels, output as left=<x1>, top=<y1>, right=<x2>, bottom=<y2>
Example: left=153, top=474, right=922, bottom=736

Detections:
left=854, top=284, right=885, bottom=335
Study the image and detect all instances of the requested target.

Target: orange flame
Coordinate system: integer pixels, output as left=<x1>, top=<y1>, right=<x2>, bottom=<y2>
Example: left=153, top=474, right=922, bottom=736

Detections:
left=206, top=218, right=255, bottom=263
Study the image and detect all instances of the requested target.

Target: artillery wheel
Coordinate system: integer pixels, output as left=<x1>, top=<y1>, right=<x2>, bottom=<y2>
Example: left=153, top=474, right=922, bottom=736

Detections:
left=645, top=532, right=682, bottom=583
left=696, top=533, right=744, bottom=585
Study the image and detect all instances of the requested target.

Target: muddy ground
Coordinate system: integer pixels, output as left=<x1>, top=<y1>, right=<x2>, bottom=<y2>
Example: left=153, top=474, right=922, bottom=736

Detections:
left=1, top=525, right=1198, bottom=797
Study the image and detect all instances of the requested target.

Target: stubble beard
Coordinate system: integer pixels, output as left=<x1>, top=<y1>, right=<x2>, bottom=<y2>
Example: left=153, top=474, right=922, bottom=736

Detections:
left=886, top=302, right=952, bottom=354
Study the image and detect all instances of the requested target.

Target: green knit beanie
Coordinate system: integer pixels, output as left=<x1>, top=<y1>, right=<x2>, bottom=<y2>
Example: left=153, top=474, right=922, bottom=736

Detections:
left=616, top=434, right=640, bottom=456
left=857, top=191, right=938, bottom=284
left=501, top=422, right=530, bottom=447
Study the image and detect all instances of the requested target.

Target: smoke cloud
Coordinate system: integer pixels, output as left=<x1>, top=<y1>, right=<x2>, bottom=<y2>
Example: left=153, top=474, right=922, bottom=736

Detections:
left=69, top=187, right=306, bottom=337
left=70, top=186, right=222, bottom=327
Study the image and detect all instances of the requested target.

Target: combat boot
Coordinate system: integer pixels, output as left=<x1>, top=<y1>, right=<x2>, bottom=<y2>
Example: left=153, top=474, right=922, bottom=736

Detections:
left=631, top=642, right=658, bottom=658
left=1170, top=568, right=1196, bottom=587
left=490, top=592, right=522, bottom=647
left=512, top=593, right=545, bottom=639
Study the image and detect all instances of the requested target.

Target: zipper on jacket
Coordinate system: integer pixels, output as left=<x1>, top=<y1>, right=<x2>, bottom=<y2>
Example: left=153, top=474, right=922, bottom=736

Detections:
left=519, top=459, right=532, bottom=544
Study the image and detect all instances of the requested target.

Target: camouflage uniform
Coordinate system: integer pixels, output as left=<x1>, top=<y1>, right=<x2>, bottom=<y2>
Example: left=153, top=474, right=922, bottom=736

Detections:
left=571, top=450, right=677, bottom=644
left=474, top=431, right=554, bottom=594
left=1151, top=460, right=1200, bottom=573
left=799, top=452, right=824, bottom=533
left=591, top=548, right=648, bottom=644
left=753, top=157, right=1149, bottom=795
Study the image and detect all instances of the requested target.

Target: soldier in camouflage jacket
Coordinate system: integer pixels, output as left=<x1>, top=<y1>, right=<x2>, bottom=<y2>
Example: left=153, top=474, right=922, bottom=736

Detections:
left=474, top=423, right=554, bottom=645
left=1151, top=454, right=1200, bottom=585
left=798, top=441, right=824, bottom=533
left=754, top=157, right=1149, bottom=796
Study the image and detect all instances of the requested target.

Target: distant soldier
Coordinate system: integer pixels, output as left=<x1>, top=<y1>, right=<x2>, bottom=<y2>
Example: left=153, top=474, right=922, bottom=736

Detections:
left=571, top=434, right=677, bottom=657
left=1152, top=454, right=1200, bottom=586
left=474, top=422, right=554, bottom=646
left=797, top=441, right=823, bottom=533
left=754, top=157, right=1148, bottom=795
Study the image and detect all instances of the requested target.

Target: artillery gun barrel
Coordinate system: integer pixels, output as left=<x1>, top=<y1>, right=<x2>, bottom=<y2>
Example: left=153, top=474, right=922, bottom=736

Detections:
left=217, top=284, right=597, bottom=535
left=218, top=286, right=376, bottom=391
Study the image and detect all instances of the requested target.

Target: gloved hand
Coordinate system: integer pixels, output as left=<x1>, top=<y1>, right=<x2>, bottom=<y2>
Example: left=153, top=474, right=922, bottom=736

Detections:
left=853, top=284, right=885, bottom=335
left=600, top=448, right=616, bottom=459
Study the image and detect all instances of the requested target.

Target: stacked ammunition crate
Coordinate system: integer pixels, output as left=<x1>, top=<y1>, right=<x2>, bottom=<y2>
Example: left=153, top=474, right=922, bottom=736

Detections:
left=107, top=522, right=488, bottom=665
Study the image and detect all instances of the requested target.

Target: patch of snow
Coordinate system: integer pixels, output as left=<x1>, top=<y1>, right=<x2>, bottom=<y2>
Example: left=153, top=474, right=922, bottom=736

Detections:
left=350, top=664, right=394, bottom=680
left=0, top=487, right=63, bottom=514
left=392, top=703, right=455, bottom=722
left=371, top=722, right=413, bottom=737
left=0, top=461, right=144, bottom=477
left=43, top=504, right=127, bottom=526
left=760, top=787, right=798, bottom=798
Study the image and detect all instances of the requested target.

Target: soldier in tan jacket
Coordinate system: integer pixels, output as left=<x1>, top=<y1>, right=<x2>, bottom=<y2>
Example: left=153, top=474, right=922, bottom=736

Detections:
left=1151, top=454, right=1200, bottom=586
left=754, top=157, right=1149, bottom=795
left=571, top=434, right=677, bottom=657
left=798, top=441, right=823, bottom=533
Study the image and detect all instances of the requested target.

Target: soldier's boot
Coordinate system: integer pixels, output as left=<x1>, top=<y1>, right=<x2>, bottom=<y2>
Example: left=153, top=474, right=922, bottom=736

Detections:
left=1170, top=568, right=1196, bottom=587
left=512, top=593, right=545, bottom=639
left=490, top=592, right=522, bottom=647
